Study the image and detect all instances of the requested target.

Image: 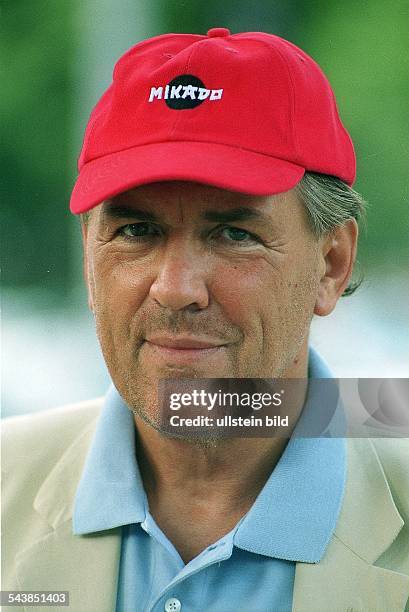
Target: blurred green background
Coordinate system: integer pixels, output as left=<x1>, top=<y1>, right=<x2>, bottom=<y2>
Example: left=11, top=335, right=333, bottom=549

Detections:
left=2, top=1, right=408, bottom=415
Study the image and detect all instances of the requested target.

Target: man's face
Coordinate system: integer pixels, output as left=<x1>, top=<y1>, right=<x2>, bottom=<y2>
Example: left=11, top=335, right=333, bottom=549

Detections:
left=83, top=181, right=324, bottom=423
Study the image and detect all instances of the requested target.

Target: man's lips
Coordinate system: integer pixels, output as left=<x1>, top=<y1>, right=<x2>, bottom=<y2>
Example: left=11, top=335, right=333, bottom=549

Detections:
left=143, top=335, right=227, bottom=363
left=146, top=335, right=226, bottom=349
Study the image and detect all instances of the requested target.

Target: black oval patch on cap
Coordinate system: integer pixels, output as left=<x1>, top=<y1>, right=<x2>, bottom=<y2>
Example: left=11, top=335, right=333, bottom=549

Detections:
left=165, top=74, right=206, bottom=110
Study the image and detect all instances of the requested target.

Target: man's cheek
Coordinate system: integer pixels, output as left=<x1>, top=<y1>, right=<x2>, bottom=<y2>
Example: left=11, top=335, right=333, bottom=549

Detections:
left=211, top=262, right=265, bottom=308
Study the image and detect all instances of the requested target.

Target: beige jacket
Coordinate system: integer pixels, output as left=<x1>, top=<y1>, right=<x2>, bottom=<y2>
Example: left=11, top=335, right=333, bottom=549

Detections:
left=2, top=398, right=409, bottom=612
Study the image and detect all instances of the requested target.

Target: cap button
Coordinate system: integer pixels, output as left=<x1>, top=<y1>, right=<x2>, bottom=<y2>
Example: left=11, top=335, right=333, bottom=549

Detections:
left=207, top=27, right=231, bottom=38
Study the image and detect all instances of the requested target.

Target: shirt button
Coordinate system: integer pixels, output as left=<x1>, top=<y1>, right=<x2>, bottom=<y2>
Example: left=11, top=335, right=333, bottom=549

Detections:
left=207, top=27, right=231, bottom=37
left=164, top=598, right=182, bottom=612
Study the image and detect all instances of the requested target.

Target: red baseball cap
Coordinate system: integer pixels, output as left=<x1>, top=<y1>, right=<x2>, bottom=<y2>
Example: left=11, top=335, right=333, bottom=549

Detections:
left=70, top=28, right=356, bottom=214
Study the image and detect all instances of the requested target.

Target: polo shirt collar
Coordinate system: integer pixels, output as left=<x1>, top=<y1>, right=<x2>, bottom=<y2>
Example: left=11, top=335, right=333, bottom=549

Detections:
left=72, top=385, right=146, bottom=534
left=233, top=435, right=346, bottom=562
left=73, top=347, right=346, bottom=564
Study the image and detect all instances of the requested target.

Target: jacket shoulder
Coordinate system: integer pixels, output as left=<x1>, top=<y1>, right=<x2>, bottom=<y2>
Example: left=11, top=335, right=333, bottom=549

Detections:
left=1, top=398, right=103, bottom=474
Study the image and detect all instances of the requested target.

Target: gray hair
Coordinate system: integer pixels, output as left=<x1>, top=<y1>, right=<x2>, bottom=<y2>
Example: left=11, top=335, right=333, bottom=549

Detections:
left=296, top=172, right=367, bottom=296
left=80, top=172, right=367, bottom=296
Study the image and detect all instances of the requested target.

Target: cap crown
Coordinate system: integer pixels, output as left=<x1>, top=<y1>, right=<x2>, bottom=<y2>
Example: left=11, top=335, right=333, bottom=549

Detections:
left=78, top=30, right=355, bottom=185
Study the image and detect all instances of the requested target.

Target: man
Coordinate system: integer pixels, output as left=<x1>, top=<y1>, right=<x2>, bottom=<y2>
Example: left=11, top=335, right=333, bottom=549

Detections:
left=2, top=28, right=408, bottom=612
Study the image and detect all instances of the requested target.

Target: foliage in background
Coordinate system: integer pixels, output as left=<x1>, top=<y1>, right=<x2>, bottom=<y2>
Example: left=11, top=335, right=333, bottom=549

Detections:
left=1, top=0, right=74, bottom=293
left=2, top=0, right=408, bottom=295
left=297, top=0, right=409, bottom=269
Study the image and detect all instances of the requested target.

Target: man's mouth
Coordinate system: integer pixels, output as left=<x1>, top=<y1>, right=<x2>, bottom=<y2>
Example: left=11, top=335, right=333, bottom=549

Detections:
left=143, top=335, right=227, bottom=363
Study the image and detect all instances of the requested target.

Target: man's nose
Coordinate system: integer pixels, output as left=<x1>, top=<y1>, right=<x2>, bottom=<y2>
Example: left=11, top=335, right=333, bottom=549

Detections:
left=149, top=239, right=210, bottom=310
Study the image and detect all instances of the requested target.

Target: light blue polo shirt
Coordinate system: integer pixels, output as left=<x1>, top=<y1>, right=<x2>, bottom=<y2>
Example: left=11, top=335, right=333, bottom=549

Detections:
left=73, top=347, right=346, bottom=612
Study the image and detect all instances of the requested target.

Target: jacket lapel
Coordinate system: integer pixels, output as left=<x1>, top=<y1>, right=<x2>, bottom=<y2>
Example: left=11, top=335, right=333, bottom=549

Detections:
left=292, top=438, right=409, bottom=611
left=15, top=522, right=121, bottom=612
left=15, top=417, right=121, bottom=612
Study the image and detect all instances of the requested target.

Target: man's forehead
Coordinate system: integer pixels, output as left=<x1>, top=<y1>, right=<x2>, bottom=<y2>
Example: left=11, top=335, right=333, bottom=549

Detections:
left=98, top=180, right=291, bottom=220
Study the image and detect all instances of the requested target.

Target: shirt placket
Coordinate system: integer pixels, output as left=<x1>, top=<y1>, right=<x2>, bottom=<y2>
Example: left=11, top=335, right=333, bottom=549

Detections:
left=149, top=538, right=234, bottom=612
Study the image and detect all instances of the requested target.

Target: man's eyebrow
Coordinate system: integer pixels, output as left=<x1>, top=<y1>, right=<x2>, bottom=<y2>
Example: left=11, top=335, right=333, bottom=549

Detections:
left=203, top=207, right=269, bottom=223
left=102, top=203, right=159, bottom=222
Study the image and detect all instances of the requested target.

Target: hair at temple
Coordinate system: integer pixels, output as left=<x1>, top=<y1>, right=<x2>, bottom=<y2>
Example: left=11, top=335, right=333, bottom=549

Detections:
left=295, top=172, right=367, bottom=296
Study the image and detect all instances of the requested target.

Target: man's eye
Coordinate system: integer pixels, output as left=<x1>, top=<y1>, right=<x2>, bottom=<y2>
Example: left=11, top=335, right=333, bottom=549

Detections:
left=216, top=226, right=258, bottom=244
left=119, top=222, right=160, bottom=239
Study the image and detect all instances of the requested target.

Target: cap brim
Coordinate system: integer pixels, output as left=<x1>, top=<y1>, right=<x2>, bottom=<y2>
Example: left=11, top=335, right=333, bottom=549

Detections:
left=70, top=141, right=305, bottom=214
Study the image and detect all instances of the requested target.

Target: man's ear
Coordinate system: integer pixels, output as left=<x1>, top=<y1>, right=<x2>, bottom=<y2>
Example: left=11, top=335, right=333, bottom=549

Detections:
left=314, top=219, right=358, bottom=317
left=81, top=221, right=95, bottom=313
